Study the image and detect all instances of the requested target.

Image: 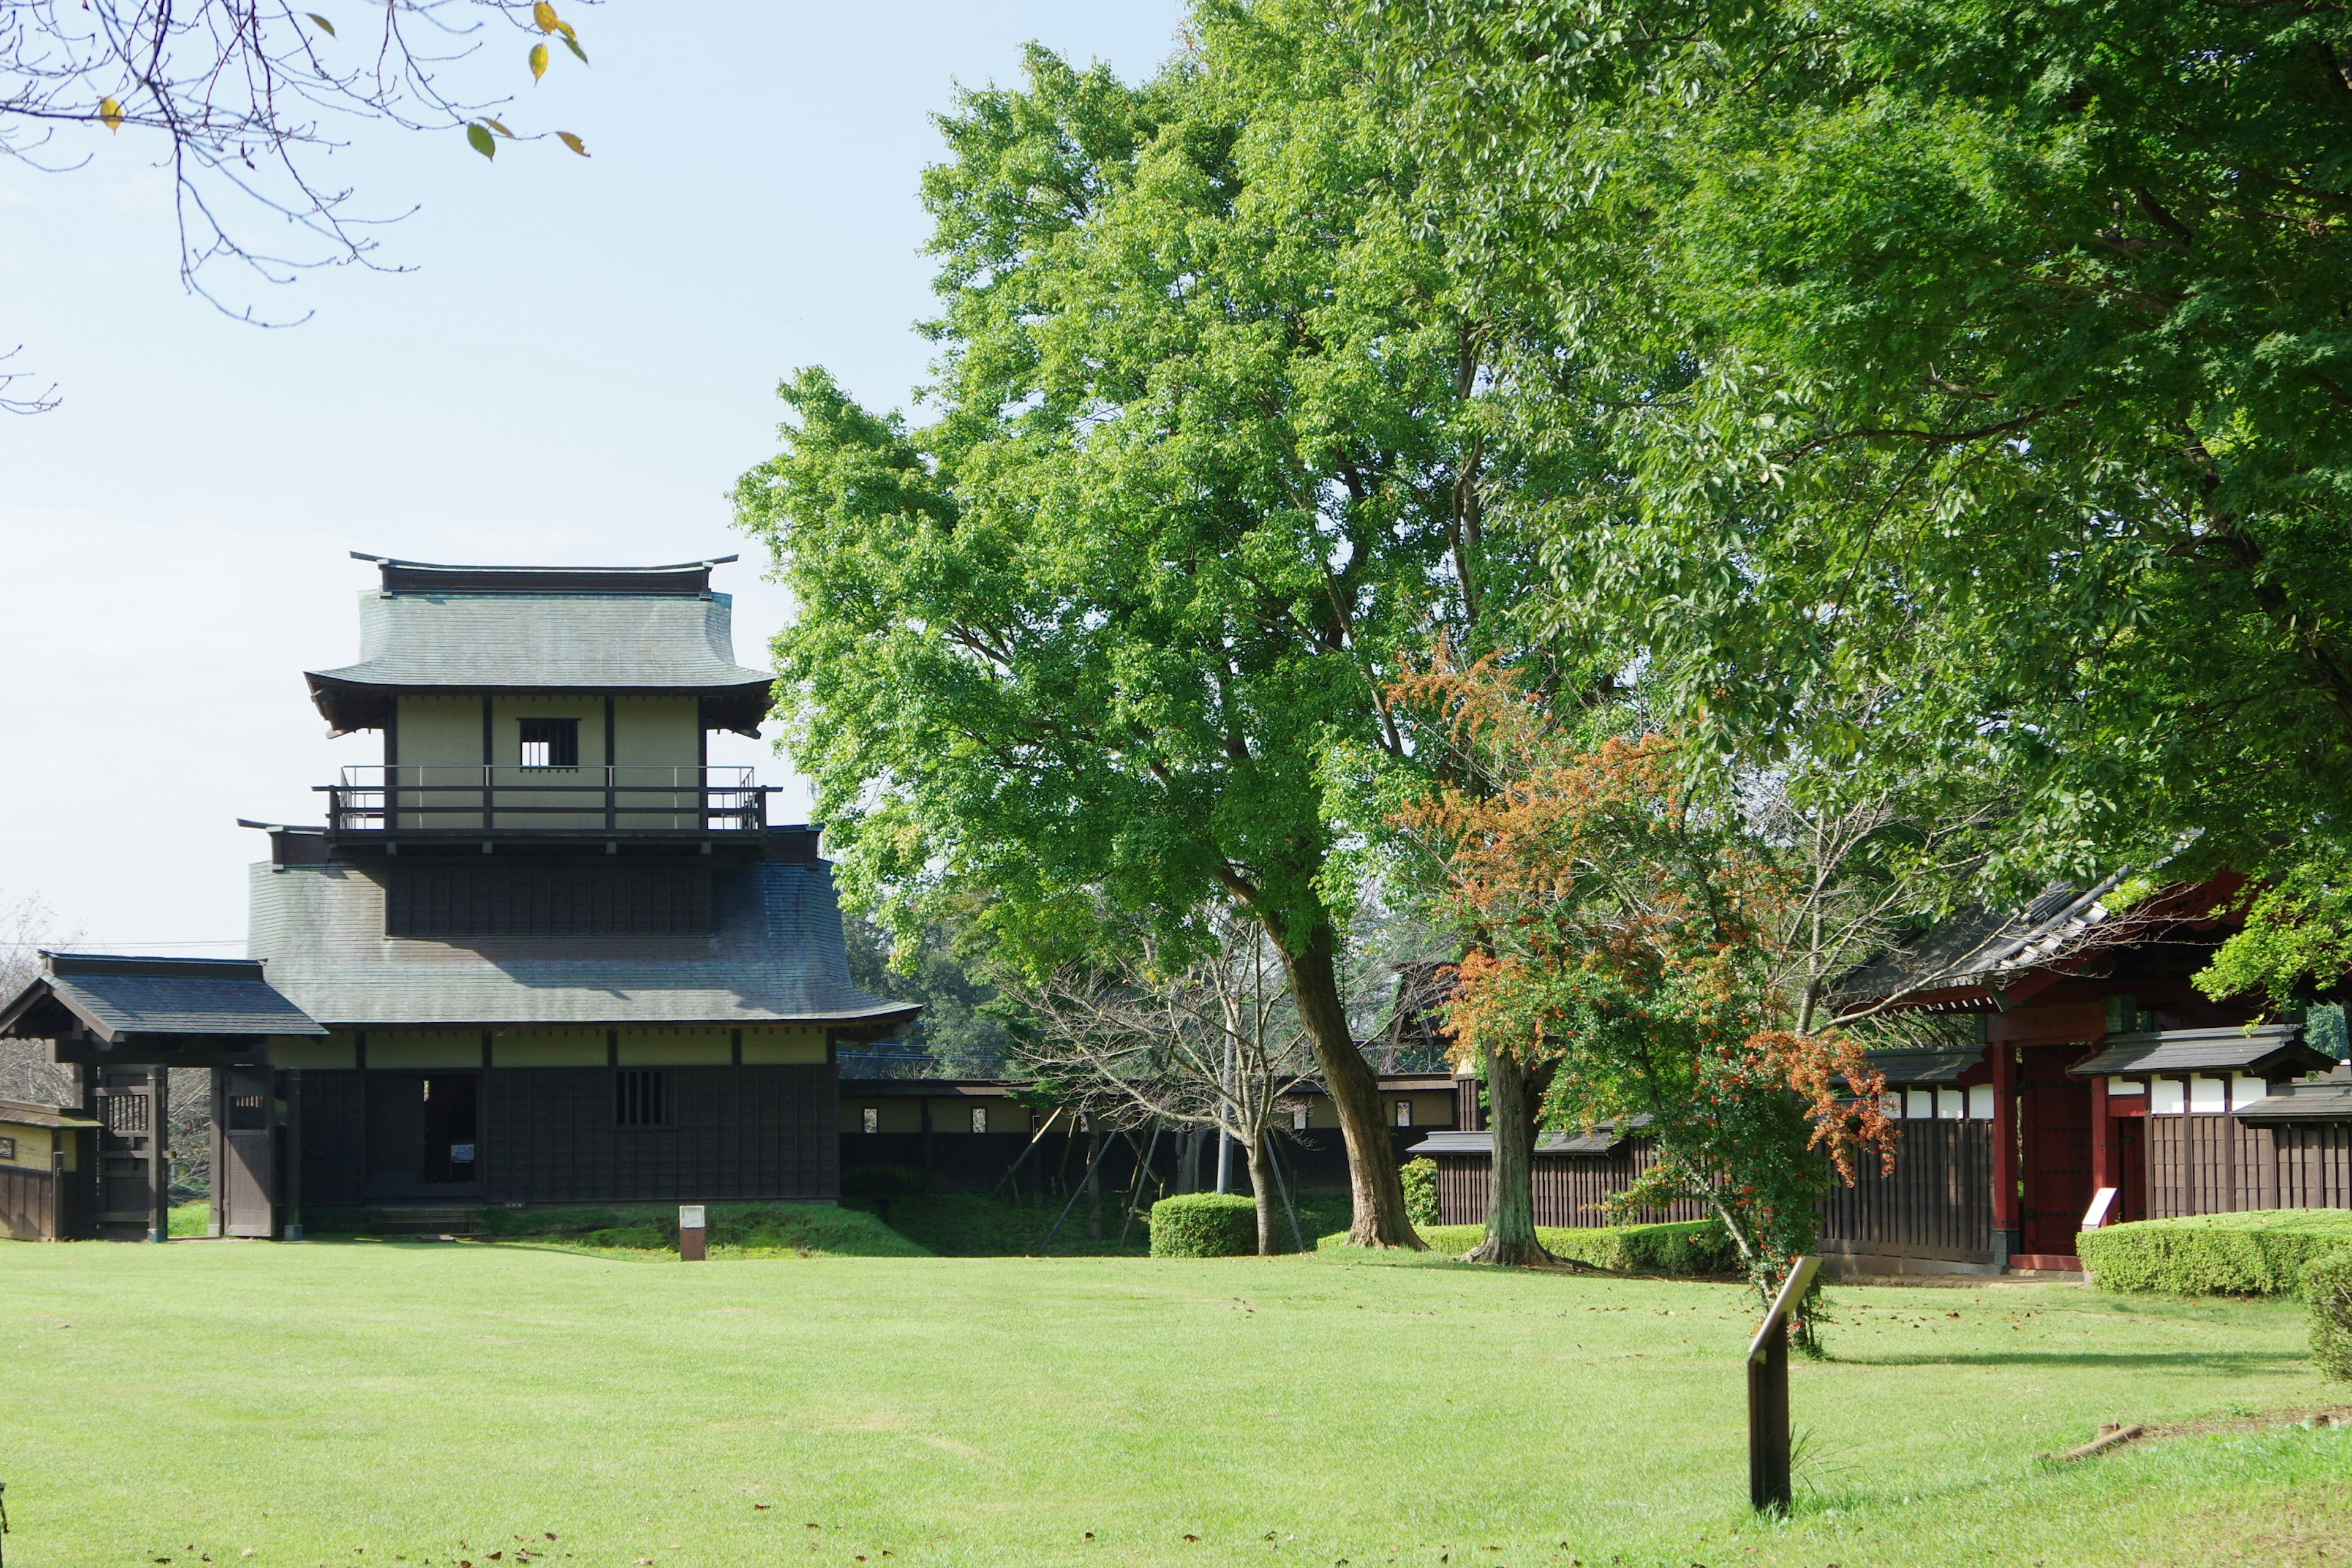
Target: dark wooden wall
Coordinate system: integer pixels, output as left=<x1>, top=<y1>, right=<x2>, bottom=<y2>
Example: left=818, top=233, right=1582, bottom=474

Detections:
left=1819, top=1121, right=1996, bottom=1265
left=838, top=1126, right=1434, bottom=1200
left=0, top=1161, right=85, bottom=1240
left=2274, top=1124, right=2352, bottom=1210
left=1432, top=1144, right=1709, bottom=1229
left=293, top=1066, right=836, bottom=1207
left=2146, top=1115, right=2275, bottom=1218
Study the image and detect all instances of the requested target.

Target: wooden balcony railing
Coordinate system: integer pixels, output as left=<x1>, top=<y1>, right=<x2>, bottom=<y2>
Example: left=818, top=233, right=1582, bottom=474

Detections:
left=323, top=765, right=772, bottom=833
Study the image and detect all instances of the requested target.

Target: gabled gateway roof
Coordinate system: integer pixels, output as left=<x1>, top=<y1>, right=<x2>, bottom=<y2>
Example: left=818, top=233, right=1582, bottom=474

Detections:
left=304, top=554, right=775, bottom=734
left=248, top=858, right=919, bottom=1033
left=1861, top=1046, right=1985, bottom=1086
left=2068, top=1023, right=2333, bottom=1079
left=0, top=954, right=325, bottom=1042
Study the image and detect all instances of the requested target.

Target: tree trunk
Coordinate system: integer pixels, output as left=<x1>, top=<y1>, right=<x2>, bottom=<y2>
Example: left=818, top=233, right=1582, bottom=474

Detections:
left=1245, top=1130, right=1280, bottom=1255
left=1280, top=918, right=1424, bottom=1249
left=1084, top=1115, right=1103, bottom=1240
left=1462, top=1046, right=1553, bottom=1266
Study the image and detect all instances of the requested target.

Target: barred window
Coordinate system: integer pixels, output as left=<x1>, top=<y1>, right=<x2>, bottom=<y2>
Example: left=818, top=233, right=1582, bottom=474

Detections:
left=616, top=1069, right=669, bottom=1128
left=861, top=1107, right=879, bottom=1135
left=1394, top=1099, right=1414, bottom=1128
left=970, top=1106, right=989, bottom=1134
left=227, top=1094, right=268, bottom=1131
left=519, top=717, right=581, bottom=770
left=1291, top=1106, right=1308, bottom=1132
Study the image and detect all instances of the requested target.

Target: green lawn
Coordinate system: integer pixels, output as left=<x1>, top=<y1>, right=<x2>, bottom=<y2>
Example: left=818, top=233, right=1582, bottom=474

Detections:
left=1, top=1237, right=2345, bottom=1568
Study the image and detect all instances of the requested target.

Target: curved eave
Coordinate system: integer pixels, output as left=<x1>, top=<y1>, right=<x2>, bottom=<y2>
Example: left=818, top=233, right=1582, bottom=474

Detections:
left=304, top=673, right=775, bottom=736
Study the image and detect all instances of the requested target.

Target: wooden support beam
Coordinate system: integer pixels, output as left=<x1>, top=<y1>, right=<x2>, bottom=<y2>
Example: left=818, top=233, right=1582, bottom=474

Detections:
left=1991, top=1044, right=2019, bottom=1263
left=1747, top=1255, right=1820, bottom=1515
left=146, top=1065, right=169, bottom=1245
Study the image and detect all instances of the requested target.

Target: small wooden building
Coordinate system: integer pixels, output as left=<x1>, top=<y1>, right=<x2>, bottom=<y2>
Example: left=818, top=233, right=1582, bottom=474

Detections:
left=0, top=1098, right=102, bottom=1240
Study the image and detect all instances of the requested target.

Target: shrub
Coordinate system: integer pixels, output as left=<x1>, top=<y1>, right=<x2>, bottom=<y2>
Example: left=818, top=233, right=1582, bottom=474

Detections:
left=1149, top=1193, right=1259, bottom=1257
left=1401, top=1158, right=1441, bottom=1229
left=1318, top=1217, right=1735, bottom=1275
left=2077, top=1209, right=2352, bottom=1296
left=2309, top=1251, right=2352, bottom=1380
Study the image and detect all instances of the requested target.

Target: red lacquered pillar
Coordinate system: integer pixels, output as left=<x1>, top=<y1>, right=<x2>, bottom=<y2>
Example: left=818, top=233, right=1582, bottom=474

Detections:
left=2089, top=1072, right=2114, bottom=1195
left=1991, top=1042, right=2019, bottom=1264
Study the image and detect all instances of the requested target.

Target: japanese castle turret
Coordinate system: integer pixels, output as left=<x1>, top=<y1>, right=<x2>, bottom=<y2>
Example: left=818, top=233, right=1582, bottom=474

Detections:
left=2, top=554, right=913, bottom=1240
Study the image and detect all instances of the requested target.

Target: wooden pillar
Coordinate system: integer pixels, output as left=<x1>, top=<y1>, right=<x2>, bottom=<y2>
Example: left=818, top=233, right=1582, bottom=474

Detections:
left=1991, top=1042, right=2018, bottom=1264
left=147, top=1065, right=170, bottom=1244
left=2089, top=1072, right=2114, bottom=1196
left=209, top=1068, right=228, bottom=1237
left=284, top=1069, right=305, bottom=1242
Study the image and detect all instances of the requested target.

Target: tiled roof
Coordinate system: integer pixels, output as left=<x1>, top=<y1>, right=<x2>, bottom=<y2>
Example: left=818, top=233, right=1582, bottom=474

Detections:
left=1861, top=1047, right=1985, bottom=1085
left=1408, top=1125, right=1638, bottom=1159
left=1834, top=876, right=2129, bottom=1005
left=2233, top=1080, right=2352, bottom=1123
left=305, top=582, right=773, bottom=732
left=248, top=858, right=919, bottom=1031
left=0, top=954, right=325, bottom=1041
left=2068, top=1024, right=2331, bottom=1077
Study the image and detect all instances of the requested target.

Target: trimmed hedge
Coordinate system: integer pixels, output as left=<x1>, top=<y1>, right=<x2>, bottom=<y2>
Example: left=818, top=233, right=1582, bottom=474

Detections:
left=1401, top=1158, right=1442, bottom=1229
left=2308, top=1251, right=2352, bottom=1380
left=1323, top=1217, right=1737, bottom=1275
left=2076, top=1209, right=2352, bottom=1297
left=1149, top=1193, right=1259, bottom=1257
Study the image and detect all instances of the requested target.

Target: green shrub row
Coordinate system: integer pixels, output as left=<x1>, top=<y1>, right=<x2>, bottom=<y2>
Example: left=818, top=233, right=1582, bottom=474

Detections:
left=1401, top=1158, right=1442, bottom=1229
left=1148, top=1193, right=1259, bottom=1257
left=2077, top=1209, right=2352, bottom=1297
left=1323, top=1217, right=1736, bottom=1274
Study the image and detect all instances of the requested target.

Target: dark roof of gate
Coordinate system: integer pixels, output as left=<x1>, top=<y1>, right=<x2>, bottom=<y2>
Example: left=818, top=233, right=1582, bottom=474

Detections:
left=1834, top=877, right=2129, bottom=1005
left=2068, top=1023, right=2332, bottom=1078
left=247, top=858, right=919, bottom=1032
left=2231, top=1080, right=2352, bottom=1123
left=0, top=954, right=325, bottom=1042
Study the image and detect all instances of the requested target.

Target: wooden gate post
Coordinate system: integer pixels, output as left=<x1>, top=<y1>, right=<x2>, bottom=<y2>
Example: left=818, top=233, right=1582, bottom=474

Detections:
left=146, top=1066, right=170, bottom=1245
left=1747, top=1254, right=1820, bottom=1515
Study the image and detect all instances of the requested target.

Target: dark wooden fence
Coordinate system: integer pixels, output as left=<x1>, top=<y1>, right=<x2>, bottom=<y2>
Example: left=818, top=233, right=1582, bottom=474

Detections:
left=1431, top=1142, right=1709, bottom=1228
left=1819, top=1120, right=1996, bottom=1265
left=2274, top=1123, right=2352, bottom=1210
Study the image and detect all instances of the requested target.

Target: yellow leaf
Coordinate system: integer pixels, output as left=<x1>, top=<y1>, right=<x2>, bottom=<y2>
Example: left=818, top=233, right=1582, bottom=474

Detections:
left=99, top=96, right=123, bottom=132
left=529, top=42, right=548, bottom=82
left=554, top=19, right=577, bottom=40
left=532, top=1, right=559, bottom=31
left=305, top=12, right=336, bottom=36
left=480, top=118, right=515, bottom=138
left=556, top=131, right=589, bottom=157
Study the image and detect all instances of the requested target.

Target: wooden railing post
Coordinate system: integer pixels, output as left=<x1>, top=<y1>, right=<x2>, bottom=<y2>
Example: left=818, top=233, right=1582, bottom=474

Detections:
left=1747, top=1254, right=1820, bottom=1515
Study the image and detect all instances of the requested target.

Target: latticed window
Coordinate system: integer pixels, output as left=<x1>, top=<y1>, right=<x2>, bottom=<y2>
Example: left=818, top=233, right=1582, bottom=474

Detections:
left=861, top=1107, right=879, bottom=1134
left=615, top=1069, right=668, bottom=1128
left=970, top=1106, right=988, bottom=1134
left=519, top=717, right=581, bottom=769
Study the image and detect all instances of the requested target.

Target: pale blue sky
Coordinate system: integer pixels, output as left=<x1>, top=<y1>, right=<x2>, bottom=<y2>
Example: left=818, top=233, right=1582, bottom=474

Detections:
left=0, top=1, right=1185, bottom=951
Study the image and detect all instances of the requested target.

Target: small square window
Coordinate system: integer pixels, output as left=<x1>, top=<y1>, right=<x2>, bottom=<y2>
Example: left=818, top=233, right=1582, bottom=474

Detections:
left=861, top=1106, right=879, bottom=1135
left=970, top=1106, right=989, bottom=1134
left=227, top=1093, right=268, bottom=1131
left=1394, top=1099, right=1413, bottom=1128
left=616, top=1069, right=668, bottom=1128
left=1291, top=1106, right=1308, bottom=1132
left=0, top=1135, right=15, bottom=1161
left=519, top=717, right=581, bottom=769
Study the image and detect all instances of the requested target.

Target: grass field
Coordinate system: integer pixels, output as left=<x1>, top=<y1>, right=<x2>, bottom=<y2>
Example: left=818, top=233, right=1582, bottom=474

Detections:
left=2, top=1234, right=2346, bottom=1568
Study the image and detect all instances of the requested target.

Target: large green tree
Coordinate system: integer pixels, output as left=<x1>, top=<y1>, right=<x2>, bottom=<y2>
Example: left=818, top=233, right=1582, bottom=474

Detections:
left=734, top=21, right=1564, bottom=1245
left=1349, top=0, right=2352, bottom=931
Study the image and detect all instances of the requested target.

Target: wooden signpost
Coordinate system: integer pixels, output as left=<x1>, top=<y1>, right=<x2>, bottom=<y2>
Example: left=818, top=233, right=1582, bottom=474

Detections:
left=1747, top=1254, right=1820, bottom=1515
left=679, top=1205, right=707, bottom=1262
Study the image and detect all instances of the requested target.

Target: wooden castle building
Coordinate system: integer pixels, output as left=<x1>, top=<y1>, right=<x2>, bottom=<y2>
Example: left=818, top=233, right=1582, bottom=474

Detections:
left=1, top=555, right=913, bottom=1238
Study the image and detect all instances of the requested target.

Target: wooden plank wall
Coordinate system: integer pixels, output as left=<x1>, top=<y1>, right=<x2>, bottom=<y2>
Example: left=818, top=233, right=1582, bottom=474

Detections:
left=2146, top=1116, right=2279, bottom=1219
left=486, top=1066, right=835, bottom=1204
left=2275, top=1125, right=2352, bottom=1209
left=293, top=1066, right=836, bottom=1207
left=0, top=1163, right=56, bottom=1240
left=1433, top=1145, right=1708, bottom=1229
left=1819, top=1121, right=1996, bottom=1263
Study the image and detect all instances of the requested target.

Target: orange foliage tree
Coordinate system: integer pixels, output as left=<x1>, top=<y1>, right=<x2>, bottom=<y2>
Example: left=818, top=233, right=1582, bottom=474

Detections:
left=1389, top=651, right=1892, bottom=1319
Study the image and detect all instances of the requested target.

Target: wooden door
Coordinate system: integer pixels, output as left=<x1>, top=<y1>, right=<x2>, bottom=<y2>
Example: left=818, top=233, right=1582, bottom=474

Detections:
left=91, top=1071, right=159, bottom=1236
left=214, top=1068, right=278, bottom=1237
left=364, top=1072, right=483, bottom=1197
left=2019, top=1047, right=2094, bottom=1255
left=2116, top=1118, right=2148, bottom=1224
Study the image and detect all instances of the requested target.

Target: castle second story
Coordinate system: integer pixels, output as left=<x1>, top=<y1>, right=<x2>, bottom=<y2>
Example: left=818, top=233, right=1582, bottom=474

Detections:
left=303, top=555, right=778, bottom=846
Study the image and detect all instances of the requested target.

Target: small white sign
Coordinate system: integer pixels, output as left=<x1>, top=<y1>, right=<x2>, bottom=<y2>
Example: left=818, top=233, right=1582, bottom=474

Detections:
left=679, top=1205, right=707, bottom=1231
left=2082, top=1187, right=2117, bottom=1231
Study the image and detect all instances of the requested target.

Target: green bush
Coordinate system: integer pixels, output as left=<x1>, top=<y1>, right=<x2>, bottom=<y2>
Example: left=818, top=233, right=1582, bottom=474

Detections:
left=1322, top=1218, right=1736, bottom=1275
left=2307, top=1251, right=2352, bottom=1380
left=475, top=1202, right=929, bottom=1257
left=2077, top=1209, right=2352, bottom=1296
left=1149, top=1193, right=1259, bottom=1257
left=1401, top=1158, right=1441, bottom=1229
